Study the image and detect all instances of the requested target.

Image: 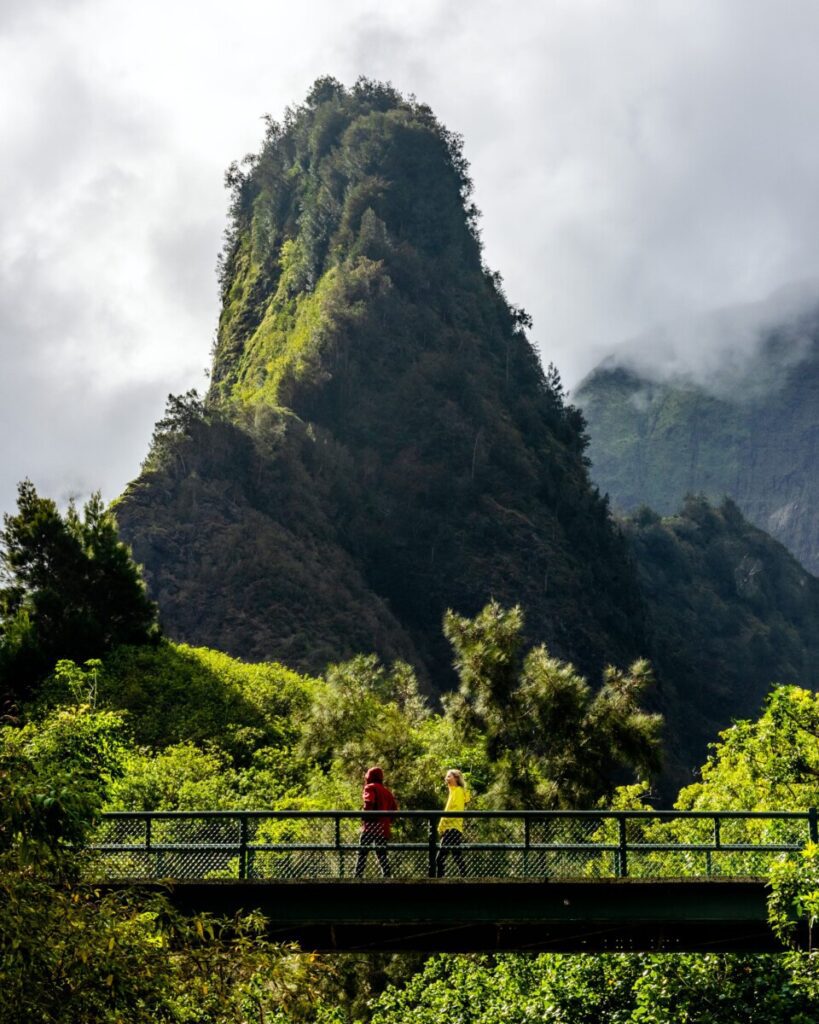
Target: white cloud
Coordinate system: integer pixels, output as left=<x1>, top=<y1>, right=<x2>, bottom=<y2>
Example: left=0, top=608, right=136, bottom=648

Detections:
left=4, top=0, right=819, bottom=514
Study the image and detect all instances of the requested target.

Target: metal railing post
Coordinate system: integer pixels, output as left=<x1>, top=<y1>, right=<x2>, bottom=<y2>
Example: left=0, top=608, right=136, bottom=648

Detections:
left=524, top=816, right=531, bottom=878
left=617, top=816, right=629, bottom=878
left=336, top=814, right=344, bottom=878
left=707, top=816, right=720, bottom=878
left=809, top=808, right=818, bottom=846
left=145, top=815, right=153, bottom=877
left=428, top=815, right=438, bottom=878
left=238, top=814, right=249, bottom=880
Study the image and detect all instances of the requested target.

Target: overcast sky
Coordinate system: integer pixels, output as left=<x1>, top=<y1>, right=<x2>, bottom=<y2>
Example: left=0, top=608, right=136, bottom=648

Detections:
left=4, top=0, right=819, bottom=518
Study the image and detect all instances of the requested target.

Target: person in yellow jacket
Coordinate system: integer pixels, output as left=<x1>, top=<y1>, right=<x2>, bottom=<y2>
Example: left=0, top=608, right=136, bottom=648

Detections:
left=436, top=769, right=470, bottom=877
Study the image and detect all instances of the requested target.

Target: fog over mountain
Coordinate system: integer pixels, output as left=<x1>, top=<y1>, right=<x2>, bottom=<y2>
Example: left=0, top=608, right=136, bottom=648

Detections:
left=6, top=1, right=819, bottom=516
left=592, top=280, right=819, bottom=398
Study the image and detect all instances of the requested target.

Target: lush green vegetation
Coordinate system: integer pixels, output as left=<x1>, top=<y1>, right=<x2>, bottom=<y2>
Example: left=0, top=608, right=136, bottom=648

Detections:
left=1, top=553, right=666, bottom=1022
left=365, top=683, right=819, bottom=1024
left=32, top=598, right=659, bottom=818
left=369, top=950, right=819, bottom=1024
left=7, top=632, right=819, bottom=1021
left=0, top=698, right=343, bottom=1024
left=3, top=488, right=819, bottom=1020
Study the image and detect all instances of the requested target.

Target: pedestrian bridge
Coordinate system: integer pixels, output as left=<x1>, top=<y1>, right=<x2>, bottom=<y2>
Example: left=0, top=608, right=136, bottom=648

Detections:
left=91, top=808, right=816, bottom=952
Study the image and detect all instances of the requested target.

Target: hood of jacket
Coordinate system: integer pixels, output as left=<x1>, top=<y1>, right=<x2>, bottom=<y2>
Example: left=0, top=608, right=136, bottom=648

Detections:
left=365, top=766, right=384, bottom=785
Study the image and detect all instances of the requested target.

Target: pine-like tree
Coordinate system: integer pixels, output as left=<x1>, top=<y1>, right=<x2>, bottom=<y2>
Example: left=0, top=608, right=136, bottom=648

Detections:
left=0, top=481, right=158, bottom=705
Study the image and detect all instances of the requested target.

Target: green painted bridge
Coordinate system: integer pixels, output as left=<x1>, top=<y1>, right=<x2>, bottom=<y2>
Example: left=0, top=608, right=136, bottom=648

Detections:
left=91, top=808, right=817, bottom=952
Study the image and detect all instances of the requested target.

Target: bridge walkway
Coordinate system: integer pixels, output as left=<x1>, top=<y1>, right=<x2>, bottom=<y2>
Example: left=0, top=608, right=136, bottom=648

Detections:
left=91, top=808, right=816, bottom=952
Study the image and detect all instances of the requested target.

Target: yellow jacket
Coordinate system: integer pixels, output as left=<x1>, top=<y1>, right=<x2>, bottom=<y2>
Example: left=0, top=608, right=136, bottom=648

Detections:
left=438, top=785, right=470, bottom=833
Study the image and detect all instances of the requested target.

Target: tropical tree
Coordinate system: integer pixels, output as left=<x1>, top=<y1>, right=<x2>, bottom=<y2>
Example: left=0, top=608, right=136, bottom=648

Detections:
left=443, top=601, right=662, bottom=807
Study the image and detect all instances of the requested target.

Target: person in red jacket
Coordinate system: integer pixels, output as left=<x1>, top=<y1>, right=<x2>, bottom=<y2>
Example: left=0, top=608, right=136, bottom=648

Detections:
left=354, top=766, right=398, bottom=878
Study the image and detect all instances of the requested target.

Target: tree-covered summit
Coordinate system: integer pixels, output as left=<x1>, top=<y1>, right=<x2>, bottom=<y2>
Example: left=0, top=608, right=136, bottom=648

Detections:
left=212, top=76, right=486, bottom=406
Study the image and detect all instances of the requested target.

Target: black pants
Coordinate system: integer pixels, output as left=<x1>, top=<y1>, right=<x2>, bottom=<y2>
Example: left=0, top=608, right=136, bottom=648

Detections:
left=354, top=829, right=390, bottom=877
left=436, top=828, right=466, bottom=877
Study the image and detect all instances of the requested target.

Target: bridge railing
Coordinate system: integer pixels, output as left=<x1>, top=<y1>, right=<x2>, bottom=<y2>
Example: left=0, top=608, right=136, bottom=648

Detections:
left=89, top=808, right=818, bottom=881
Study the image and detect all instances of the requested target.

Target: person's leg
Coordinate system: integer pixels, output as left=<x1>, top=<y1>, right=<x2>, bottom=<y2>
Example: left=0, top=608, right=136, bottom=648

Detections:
left=452, top=831, right=466, bottom=876
left=375, top=835, right=390, bottom=877
left=435, top=840, right=447, bottom=877
left=354, top=832, right=372, bottom=877
left=437, top=829, right=458, bottom=877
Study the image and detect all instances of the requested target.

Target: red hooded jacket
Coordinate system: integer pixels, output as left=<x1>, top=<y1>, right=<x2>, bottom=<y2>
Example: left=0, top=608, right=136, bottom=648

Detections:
left=360, top=766, right=398, bottom=837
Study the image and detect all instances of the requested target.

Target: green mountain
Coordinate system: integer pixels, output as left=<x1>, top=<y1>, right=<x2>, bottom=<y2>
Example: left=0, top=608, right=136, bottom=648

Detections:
left=116, top=78, right=646, bottom=687
left=115, top=80, right=819, bottom=785
left=576, top=301, right=819, bottom=574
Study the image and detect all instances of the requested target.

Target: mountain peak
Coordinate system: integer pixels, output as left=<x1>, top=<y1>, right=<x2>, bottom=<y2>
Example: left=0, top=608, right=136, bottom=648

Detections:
left=118, top=79, right=647, bottom=687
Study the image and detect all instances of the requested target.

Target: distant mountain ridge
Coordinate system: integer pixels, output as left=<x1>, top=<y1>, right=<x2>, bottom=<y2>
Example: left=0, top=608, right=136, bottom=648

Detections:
left=577, top=302, right=819, bottom=575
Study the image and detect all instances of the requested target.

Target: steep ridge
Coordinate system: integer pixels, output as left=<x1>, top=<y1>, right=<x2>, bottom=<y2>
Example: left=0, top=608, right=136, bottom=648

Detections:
left=577, top=305, right=819, bottom=574
left=624, top=497, right=819, bottom=789
left=117, top=78, right=646, bottom=685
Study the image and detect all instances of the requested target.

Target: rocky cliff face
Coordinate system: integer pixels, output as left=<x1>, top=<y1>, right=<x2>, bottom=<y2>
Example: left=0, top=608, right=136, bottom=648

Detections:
left=577, top=310, right=819, bottom=575
left=116, top=78, right=647, bottom=686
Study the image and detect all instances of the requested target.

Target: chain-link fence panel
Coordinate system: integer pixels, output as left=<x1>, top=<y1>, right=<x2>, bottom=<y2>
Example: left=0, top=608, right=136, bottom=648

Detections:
left=528, top=814, right=616, bottom=878
left=89, top=810, right=815, bottom=882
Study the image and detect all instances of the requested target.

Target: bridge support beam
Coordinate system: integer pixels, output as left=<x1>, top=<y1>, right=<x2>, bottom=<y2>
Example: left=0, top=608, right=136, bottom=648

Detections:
left=104, top=878, right=796, bottom=953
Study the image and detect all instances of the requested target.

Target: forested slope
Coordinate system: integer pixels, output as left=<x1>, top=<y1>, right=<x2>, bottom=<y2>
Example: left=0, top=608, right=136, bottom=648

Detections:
left=624, top=497, right=819, bottom=788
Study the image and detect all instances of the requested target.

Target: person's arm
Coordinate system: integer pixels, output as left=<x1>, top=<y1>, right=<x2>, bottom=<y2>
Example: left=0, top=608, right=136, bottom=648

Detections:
left=438, top=790, right=453, bottom=831
left=362, top=784, right=378, bottom=811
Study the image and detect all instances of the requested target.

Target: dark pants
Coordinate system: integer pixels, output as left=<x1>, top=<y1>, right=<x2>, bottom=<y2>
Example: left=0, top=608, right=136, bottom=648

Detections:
left=436, top=828, right=466, bottom=877
left=355, top=828, right=390, bottom=877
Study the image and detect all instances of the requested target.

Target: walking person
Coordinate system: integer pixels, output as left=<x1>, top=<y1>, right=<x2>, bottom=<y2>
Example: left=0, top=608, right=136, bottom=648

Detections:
left=354, top=766, right=398, bottom=878
left=436, top=769, right=470, bottom=877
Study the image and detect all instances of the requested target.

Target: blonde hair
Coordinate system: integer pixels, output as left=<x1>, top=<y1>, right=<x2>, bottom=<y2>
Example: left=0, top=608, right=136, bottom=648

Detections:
left=446, top=768, right=466, bottom=787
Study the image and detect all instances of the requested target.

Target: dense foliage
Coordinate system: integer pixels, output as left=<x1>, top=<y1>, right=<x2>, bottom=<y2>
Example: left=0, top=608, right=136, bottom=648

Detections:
left=1, top=595, right=666, bottom=1022
left=0, top=696, right=336, bottom=1024
left=117, top=76, right=647, bottom=691
left=0, top=481, right=158, bottom=706
left=366, top=683, right=819, bottom=1024
left=444, top=601, right=661, bottom=807
left=369, top=951, right=819, bottom=1024
left=32, top=599, right=659, bottom=817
